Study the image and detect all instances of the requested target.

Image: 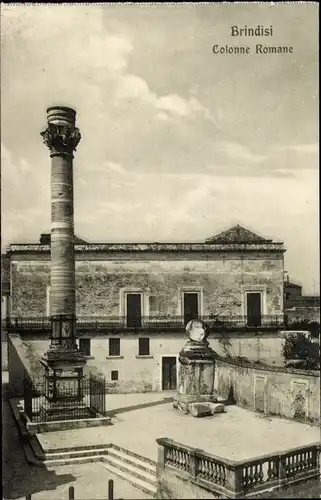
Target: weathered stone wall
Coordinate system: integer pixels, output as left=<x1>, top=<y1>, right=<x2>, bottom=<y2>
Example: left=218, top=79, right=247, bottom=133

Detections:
left=156, top=467, right=220, bottom=499
left=10, top=254, right=284, bottom=317
left=214, top=358, right=320, bottom=424
left=286, top=306, right=320, bottom=323
left=10, top=331, right=287, bottom=394
left=8, top=334, right=47, bottom=396
left=11, top=261, right=49, bottom=316
left=156, top=466, right=320, bottom=499
left=213, top=331, right=286, bottom=365
left=2, top=341, right=8, bottom=370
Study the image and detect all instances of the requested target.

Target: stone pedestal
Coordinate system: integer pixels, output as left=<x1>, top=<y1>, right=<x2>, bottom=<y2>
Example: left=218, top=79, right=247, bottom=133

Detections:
left=174, top=320, right=217, bottom=414
left=40, top=343, right=87, bottom=421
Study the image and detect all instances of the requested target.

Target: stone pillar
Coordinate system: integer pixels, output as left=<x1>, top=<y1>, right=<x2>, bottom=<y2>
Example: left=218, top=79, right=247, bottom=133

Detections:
left=41, top=106, right=80, bottom=347
left=173, top=320, right=217, bottom=414
left=40, top=107, right=86, bottom=416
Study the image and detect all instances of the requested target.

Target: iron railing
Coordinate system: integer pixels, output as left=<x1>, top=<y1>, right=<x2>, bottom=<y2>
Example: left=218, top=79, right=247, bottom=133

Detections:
left=5, top=314, right=286, bottom=333
left=23, top=374, right=107, bottom=423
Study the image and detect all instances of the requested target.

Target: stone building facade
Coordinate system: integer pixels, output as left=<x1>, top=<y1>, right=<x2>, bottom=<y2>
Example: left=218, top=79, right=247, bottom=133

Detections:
left=284, top=278, right=320, bottom=324
left=5, top=225, right=286, bottom=391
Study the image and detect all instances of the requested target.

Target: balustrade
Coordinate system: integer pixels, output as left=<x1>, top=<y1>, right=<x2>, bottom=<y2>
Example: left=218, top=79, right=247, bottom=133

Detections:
left=284, top=448, right=317, bottom=478
left=157, top=438, right=320, bottom=498
left=165, top=447, right=190, bottom=473
left=242, top=458, right=278, bottom=489
left=196, top=456, right=227, bottom=486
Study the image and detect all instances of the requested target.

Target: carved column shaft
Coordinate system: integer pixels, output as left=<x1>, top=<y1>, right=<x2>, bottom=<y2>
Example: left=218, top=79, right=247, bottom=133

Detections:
left=41, top=107, right=81, bottom=348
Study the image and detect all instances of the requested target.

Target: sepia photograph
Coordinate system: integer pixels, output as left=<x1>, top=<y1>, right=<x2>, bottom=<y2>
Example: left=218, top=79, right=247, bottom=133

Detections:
left=1, top=2, right=320, bottom=499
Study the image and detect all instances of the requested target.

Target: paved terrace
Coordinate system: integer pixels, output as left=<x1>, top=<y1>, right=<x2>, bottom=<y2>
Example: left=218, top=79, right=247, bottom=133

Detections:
left=38, top=392, right=320, bottom=462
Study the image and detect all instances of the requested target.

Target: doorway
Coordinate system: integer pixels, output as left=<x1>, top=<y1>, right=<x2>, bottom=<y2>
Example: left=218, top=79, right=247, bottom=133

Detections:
left=161, top=356, right=177, bottom=390
left=183, top=292, right=199, bottom=325
left=126, top=293, right=142, bottom=328
left=247, top=293, right=262, bottom=326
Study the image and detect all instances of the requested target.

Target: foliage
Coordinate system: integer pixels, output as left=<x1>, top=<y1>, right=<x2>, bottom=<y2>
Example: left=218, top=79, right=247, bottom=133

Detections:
left=292, top=392, right=306, bottom=420
left=282, top=333, right=320, bottom=369
left=288, top=320, right=320, bottom=339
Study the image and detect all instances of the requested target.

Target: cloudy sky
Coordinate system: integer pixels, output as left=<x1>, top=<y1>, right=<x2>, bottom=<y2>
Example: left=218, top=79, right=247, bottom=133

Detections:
left=1, top=3, right=319, bottom=293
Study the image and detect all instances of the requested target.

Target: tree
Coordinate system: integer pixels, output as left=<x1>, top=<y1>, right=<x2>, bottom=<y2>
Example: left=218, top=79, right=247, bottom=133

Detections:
left=282, top=333, right=320, bottom=369
left=287, top=320, right=320, bottom=339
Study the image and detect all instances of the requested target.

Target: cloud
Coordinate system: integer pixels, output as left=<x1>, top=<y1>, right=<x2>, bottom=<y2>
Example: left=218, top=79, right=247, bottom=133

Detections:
left=216, top=142, right=267, bottom=163
left=104, top=161, right=126, bottom=174
left=277, top=143, right=318, bottom=154
left=156, top=112, right=170, bottom=121
left=1, top=142, right=50, bottom=246
left=206, top=164, right=294, bottom=178
left=1, top=5, right=318, bottom=293
left=115, top=74, right=149, bottom=100
left=155, top=95, right=200, bottom=117
left=114, top=72, right=220, bottom=126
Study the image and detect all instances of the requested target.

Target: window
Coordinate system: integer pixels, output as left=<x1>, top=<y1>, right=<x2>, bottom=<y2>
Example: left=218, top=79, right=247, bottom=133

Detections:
left=138, top=338, right=150, bottom=356
left=126, top=293, right=142, bottom=328
left=183, top=292, right=199, bottom=325
left=79, top=338, right=91, bottom=356
left=246, top=292, right=262, bottom=327
left=111, top=370, right=119, bottom=381
left=109, top=338, right=120, bottom=356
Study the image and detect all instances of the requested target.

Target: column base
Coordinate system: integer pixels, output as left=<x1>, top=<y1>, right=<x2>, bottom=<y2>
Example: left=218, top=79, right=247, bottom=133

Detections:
left=39, top=399, right=92, bottom=422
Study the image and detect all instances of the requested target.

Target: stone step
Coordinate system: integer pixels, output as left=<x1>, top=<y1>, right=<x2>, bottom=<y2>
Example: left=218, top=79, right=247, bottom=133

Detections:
left=108, top=446, right=156, bottom=473
left=37, top=447, right=112, bottom=461
left=45, top=455, right=104, bottom=467
left=25, top=438, right=106, bottom=468
left=111, top=443, right=156, bottom=467
left=40, top=442, right=111, bottom=454
left=103, top=454, right=156, bottom=487
left=100, top=459, right=156, bottom=497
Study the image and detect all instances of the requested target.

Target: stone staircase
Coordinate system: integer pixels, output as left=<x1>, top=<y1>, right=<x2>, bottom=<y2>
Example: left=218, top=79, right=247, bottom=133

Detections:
left=28, top=441, right=157, bottom=497
left=10, top=398, right=157, bottom=497
left=101, top=444, right=157, bottom=497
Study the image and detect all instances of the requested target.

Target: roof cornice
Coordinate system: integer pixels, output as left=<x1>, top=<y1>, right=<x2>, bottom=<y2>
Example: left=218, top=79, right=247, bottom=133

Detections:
left=7, top=242, right=286, bottom=254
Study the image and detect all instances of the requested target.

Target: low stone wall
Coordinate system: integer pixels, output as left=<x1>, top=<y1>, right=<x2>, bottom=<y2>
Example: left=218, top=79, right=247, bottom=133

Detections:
left=8, top=334, right=46, bottom=397
left=156, top=467, right=219, bottom=499
left=156, top=438, right=320, bottom=499
left=156, top=466, right=320, bottom=499
left=215, top=357, right=320, bottom=425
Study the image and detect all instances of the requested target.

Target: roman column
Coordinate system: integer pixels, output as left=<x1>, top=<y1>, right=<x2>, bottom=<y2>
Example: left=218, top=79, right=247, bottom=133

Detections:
left=41, top=106, right=80, bottom=348
left=40, top=107, right=86, bottom=414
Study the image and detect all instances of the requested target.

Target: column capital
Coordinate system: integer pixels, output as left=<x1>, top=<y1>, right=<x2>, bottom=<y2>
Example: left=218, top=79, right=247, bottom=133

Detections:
left=41, top=123, right=81, bottom=156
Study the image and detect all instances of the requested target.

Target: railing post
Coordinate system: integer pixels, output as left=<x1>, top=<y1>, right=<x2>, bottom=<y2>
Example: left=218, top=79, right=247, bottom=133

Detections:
left=225, top=465, right=243, bottom=497
left=278, top=454, right=287, bottom=484
left=189, top=450, right=197, bottom=478
left=68, top=485, right=75, bottom=500
left=157, top=441, right=166, bottom=469
left=108, top=479, right=114, bottom=500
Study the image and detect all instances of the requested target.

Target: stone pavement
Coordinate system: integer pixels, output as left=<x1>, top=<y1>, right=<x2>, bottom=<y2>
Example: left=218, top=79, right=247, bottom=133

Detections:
left=12, top=463, right=150, bottom=500
left=4, top=372, right=320, bottom=499
left=39, top=391, right=320, bottom=462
